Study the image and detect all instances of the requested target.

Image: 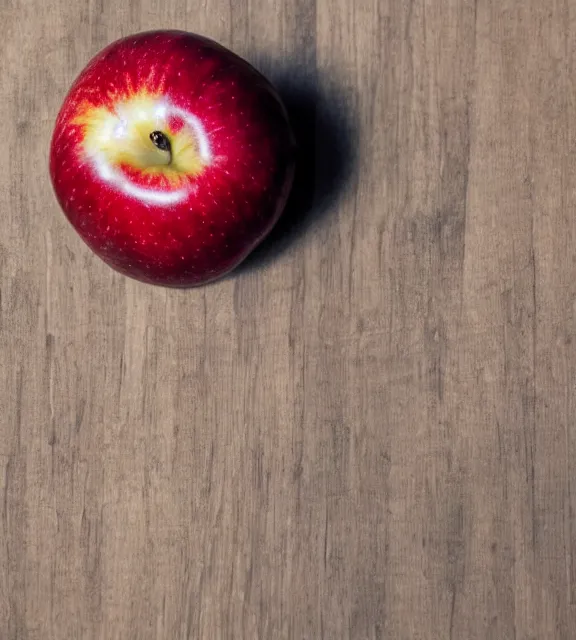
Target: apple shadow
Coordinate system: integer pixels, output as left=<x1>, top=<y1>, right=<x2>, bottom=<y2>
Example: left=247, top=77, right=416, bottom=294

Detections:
left=236, top=74, right=356, bottom=273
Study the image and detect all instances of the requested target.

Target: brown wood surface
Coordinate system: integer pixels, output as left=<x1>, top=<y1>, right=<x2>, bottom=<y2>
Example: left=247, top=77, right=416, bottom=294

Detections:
left=1, top=0, right=576, bottom=638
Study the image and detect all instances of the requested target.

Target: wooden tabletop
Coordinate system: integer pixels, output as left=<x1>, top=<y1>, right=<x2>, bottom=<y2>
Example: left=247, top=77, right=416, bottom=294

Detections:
left=2, top=1, right=575, bottom=638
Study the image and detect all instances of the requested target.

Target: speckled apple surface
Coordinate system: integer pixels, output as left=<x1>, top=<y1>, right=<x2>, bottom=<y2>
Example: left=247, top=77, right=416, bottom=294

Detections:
left=50, top=30, right=296, bottom=287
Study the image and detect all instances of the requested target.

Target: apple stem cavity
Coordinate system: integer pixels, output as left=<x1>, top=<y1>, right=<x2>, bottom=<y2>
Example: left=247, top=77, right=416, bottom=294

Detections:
left=150, top=130, right=172, bottom=163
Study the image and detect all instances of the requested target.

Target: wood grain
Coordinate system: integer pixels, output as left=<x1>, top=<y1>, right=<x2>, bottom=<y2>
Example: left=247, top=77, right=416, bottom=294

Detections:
left=1, top=0, right=576, bottom=637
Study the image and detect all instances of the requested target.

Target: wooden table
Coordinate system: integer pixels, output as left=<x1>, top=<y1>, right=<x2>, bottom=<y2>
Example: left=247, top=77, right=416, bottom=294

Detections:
left=1, top=1, right=575, bottom=638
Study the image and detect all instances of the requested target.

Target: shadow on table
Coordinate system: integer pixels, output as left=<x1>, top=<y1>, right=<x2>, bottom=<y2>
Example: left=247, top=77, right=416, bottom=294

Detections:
left=237, top=68, right=357, bottom=273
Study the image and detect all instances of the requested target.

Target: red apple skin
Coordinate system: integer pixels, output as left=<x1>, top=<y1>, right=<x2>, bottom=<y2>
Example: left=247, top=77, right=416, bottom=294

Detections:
left=49, top=30, right=296, bottom=287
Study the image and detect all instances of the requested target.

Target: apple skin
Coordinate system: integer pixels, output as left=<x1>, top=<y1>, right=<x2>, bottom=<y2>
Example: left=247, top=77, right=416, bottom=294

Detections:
left=49, top=30, right=296, bottom=287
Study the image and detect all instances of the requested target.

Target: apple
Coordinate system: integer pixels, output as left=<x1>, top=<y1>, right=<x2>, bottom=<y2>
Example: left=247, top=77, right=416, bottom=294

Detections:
left=49, top=30, right=296, bottom=286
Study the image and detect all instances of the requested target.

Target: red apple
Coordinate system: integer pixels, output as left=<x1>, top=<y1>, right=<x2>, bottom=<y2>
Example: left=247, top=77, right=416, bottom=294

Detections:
left=49, top=30, right=296, bottom=287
